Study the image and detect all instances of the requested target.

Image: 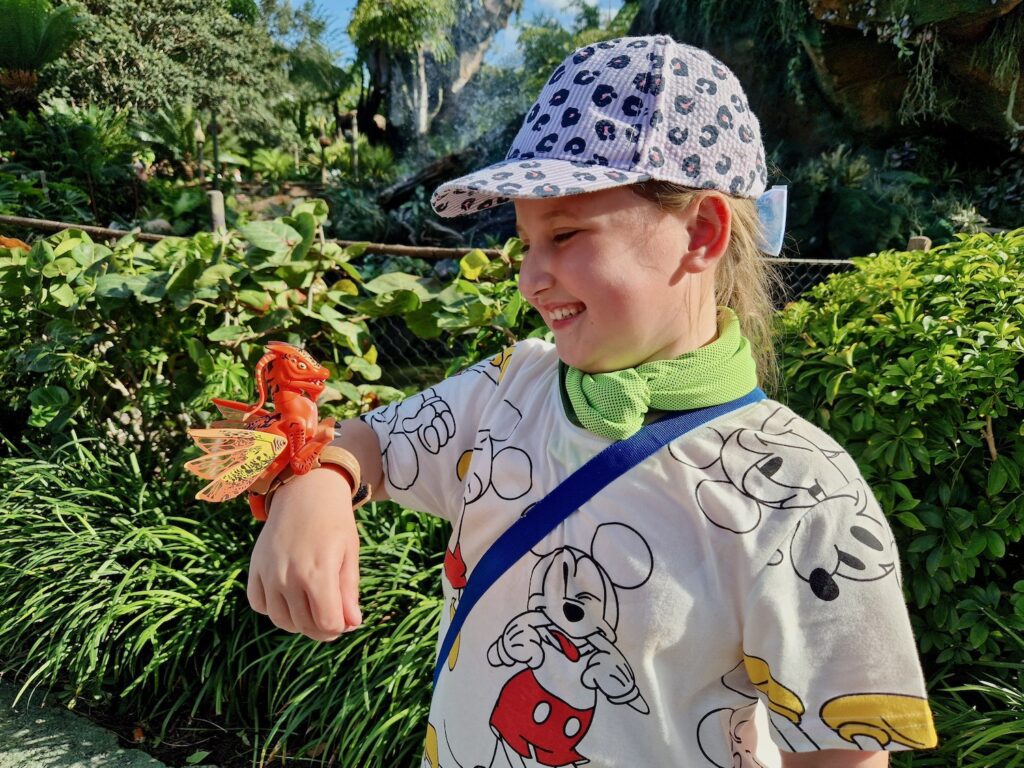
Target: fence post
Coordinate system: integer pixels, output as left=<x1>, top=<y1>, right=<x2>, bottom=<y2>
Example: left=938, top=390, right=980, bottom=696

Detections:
left=208, top=190, right=226, bottom=231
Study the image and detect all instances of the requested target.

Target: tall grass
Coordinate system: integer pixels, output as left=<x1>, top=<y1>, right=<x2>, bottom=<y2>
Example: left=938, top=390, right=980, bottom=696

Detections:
left=0, top=434, right=447, bottom=766
left=894, top=615, right=1024, bottom=768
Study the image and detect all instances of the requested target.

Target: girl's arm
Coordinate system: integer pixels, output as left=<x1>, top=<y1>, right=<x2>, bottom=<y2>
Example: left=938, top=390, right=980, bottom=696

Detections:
left=246, top=418, right=385, bottom=641
left=782, top=750, right=889, bottom=767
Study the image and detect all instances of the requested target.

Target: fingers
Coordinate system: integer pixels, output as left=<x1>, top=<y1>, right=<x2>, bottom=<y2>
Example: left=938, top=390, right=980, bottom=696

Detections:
left=247, top=571, right=268, bottom=615
left=339, top=543, right=362, bottom=630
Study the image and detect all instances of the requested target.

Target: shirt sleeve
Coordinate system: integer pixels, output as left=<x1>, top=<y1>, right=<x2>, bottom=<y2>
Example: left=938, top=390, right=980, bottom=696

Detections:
left=740, top=477, right=938, bottom=754
left=358, top=343, right=529, bottom=522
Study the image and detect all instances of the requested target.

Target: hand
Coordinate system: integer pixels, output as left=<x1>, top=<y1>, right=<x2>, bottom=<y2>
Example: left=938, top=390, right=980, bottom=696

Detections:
left=581, top=633, right=648, bottom=713
left=487, top=610, right=549, bottom=668
left=401, top=394, right=455, bottom=454
left=247, top=468, right=362, bottom=641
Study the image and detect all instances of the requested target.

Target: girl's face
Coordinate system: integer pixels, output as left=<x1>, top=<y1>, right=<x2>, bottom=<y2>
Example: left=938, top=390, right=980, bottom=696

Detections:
left=516, top=186, right=720, bottom=373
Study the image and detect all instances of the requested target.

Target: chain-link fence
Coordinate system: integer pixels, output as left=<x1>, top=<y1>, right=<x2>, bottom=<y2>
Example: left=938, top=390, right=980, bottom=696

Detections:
left=367, top=257, right=855, bottom=391
left=0, top=215, right=855, bottom=391
left=771, top=258, right=855, bottom=306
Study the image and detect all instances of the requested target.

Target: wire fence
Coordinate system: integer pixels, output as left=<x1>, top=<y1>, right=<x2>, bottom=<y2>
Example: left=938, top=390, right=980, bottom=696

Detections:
left=0, top=213, right=856, bottom=391
left=369, top=258, right=858, bottom=390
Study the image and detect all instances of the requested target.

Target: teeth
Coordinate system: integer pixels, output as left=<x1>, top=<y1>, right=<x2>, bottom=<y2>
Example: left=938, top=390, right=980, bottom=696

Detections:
left=551, top=305, right=583, bottom=320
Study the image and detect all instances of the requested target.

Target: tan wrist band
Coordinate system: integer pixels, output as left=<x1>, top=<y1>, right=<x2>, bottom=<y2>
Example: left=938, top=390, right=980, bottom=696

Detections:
left=262, top=445, right=372, bottom=518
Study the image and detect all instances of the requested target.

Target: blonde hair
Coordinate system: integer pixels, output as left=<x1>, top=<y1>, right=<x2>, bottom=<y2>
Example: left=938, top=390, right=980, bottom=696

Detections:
left=631, top=180, right=781, bottom=394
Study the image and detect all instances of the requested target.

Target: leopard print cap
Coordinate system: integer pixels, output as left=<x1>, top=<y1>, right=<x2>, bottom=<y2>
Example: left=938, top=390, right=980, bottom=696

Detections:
left=431, top=35, right=768, bottom=218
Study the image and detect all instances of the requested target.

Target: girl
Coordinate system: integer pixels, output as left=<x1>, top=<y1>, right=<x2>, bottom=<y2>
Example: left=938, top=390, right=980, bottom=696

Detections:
left=247, top=36, right=937, bottom=768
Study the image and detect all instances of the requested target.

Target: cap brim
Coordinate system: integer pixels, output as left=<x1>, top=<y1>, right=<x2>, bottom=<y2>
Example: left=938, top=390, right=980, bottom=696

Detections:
left=431, top=157, right=651, bottom=218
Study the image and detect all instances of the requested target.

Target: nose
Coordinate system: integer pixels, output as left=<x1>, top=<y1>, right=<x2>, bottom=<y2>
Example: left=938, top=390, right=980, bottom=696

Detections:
left=562, top=601, right=584, bottom=623
left=517, top=246, right=554, bottom=304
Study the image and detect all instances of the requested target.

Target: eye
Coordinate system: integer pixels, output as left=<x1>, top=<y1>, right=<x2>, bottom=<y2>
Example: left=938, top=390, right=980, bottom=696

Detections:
left=297, top=362, right=308, bottom=370
left=553, top=230, right=579, bottom=243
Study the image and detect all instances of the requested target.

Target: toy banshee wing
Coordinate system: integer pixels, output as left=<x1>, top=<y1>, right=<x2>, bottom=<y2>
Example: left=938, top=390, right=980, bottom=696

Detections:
left=185, top=428, right=287, bottom=502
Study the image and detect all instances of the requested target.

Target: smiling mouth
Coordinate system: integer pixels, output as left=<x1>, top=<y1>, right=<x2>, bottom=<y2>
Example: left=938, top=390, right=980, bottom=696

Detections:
left=549, top=304, right=585, bottom=322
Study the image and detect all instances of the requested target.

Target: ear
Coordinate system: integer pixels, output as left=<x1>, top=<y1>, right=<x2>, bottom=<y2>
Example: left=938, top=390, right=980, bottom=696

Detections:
left=682, top=192, right=731, bottom=274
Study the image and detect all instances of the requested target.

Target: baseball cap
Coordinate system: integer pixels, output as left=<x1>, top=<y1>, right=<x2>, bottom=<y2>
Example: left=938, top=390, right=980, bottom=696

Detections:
left=431, top=35, right=772, bottom=220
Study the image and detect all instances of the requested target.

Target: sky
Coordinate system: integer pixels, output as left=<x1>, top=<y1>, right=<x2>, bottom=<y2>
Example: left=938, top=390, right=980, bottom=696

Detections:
left=319, top=0, right=624, bottom=66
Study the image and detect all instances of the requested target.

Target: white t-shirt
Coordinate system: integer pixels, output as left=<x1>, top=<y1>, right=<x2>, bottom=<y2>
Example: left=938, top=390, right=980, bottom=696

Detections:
left=362, top=339, right=936, bottom=768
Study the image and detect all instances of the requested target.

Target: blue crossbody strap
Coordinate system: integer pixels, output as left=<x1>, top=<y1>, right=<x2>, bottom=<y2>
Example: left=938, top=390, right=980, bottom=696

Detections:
left=433, top=387, right=766, bottom=687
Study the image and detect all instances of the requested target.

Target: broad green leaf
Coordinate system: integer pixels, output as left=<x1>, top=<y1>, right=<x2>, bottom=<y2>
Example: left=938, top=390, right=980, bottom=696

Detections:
left=95, top=273, right=166, bottom=302
left=404, top=304, right=443, bottom=339
left=987, top=459, right=1008, bottom=496
left=284, top=211, right=317, bottom=261
left=237, top=289, right=273, bottom=312
left=291, top=198, right=329, bottom=223
left=501, top=291, right=523, bottom=328
left=207, top=325, right=249, bottom=342
left=347, top=356, right=382, bottom=381
left=968, top=622, right=989, bottom=648
left=985, top=530, right=1006, bottom=558
left=356, top=290, right=421, bottom=317
left=165, top=259, right=203, bottom=294
left=459, top=249, right=490, bottom=280
left=27, top=386, right=70, bottom=427
left=196, top=263, right=238, bottom=289
left=330, top=278, right=359, bottom=296
left=239, top=221, right=303, bottom=254
left=49, top=283, right=75, bottom=307
left=896, top=512, right=926, bottom=531
left=344, top=242, right=369, bottom=259
left=362, top=272, right=439, bottom=300
left=186, top=338, right=215, bottom=376
left=52, top=237, right=82, bottom=257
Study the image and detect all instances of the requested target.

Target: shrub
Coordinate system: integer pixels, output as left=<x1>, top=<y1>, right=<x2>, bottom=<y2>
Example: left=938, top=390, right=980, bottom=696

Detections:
left=777, top=229, right=1024, bottom=673
left=0, top=199, right=400, bottom=460
left=0, top=433, right=446, bottom=766
left=0, top=100, right=138, bottom=222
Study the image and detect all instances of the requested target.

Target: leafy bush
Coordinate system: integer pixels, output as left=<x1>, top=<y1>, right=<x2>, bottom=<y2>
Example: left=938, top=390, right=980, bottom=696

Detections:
left=0, top=433, right=446, bottom=766
left=778, top=229, right=1024, bottom=672
left=894, top=615, right=1024, bottom=767
left=0, top=100, right=138, bottom=222
left=0, top=199, right=400, bottom=461
left=0, top=168, right=91, bottom=222
left=250, top=147, right=297, bottom=182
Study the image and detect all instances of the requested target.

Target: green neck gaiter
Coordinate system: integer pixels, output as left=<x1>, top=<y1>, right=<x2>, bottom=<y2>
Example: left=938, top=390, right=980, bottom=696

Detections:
left=560, top=307, right=758, bottom=441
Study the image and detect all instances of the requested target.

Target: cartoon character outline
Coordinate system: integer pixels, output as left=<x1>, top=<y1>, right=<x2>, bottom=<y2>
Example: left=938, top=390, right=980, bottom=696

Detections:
left=367, top=387, right=456, bottom=491
left=483, top=523, right=653, bottom=767
left=788, top=480, right=897, bottom=601
left=696, top=656, right=815, bottom=767
left=669, top=406, right=853, bottom=535
left=445, top=399, right=534, bottom=671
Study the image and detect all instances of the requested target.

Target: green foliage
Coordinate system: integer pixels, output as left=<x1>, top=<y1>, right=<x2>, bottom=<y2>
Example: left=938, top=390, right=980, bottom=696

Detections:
left=0, top=199, right=400, bottom=459
left=0, top=169, right=91, bottom=221
left=518, top=0, right=639, bottom=96
left=0, top=0, right=81, bottom=72
left=250, top=147, right=297, bottom=182
left=348, top=0, right=458, bottom=62
left=894, top=614, right=1024, bottom=767
left=784, top=144, right=1014, bottom=260
left=778, top=229, right=1024, bottom=671
left=40, top=0, right=290, bottom=141
left=338, top=237, right=547, bottom=371
left=0, top=433, right=446, bottom=766
left=0, top=100, right=138, bottom=221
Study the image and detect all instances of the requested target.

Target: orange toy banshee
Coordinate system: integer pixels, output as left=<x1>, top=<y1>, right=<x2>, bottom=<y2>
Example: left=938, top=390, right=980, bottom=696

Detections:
left=184, top=341, right=339, bottom=521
